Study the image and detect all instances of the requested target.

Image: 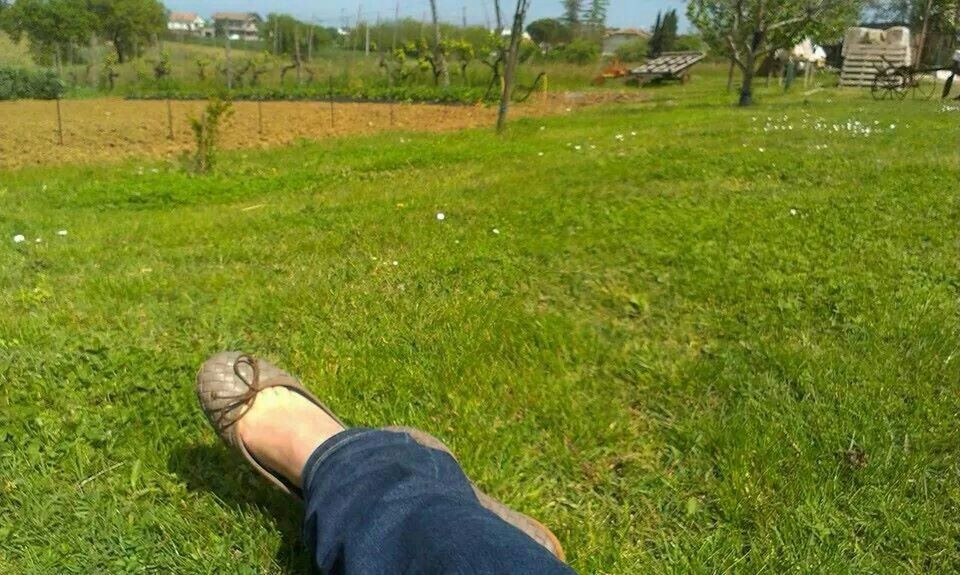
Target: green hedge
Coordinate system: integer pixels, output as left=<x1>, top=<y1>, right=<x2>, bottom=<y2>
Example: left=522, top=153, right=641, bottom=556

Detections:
left=0, top=67, right=65, bottom=100
left=126, top=84, right=495, bottom=105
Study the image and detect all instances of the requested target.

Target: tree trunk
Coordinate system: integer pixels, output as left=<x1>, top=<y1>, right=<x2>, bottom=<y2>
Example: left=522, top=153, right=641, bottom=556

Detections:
left=497, top=0, right=531, bottom=133
left=916, top=0, right=934, bottom=66
left=726, top=57, right=736, bottom=92
left=739, top=61, right=755, bottom=106
left=429, top=0, right=449, bottom=88
left=294, top=28, right=302, bottom=85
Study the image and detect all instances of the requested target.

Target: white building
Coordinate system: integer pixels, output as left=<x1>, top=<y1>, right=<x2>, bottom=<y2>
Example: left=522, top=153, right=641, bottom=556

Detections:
left=167, top=12, right=205, bottom=35
left=210, top=12, right=262, bottom=41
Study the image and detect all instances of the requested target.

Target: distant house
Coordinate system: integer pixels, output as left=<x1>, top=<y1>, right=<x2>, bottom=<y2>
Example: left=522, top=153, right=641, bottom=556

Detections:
left=167, top=12, right=205, bottom=36
left=210, top=12, right=262, bottom=41
left=603, top=28, right=651, bottom=56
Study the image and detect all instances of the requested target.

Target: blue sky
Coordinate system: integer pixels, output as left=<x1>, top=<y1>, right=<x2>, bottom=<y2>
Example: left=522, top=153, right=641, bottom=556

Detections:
left=164, top=1, right=691, bottom=31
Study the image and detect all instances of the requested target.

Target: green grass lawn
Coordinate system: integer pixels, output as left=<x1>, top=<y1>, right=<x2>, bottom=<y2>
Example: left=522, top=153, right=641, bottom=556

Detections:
left=1, top=79, right=959, bottom=573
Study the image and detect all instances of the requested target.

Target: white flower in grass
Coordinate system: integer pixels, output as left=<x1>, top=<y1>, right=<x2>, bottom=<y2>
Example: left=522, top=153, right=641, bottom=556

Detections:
left=436, top=212, right=445, bottom=221
left=630, top=131, right=637, bottom=136
left=574, top=145, right=582, bottom=151
left=889, top=124, right=896, bottom=129
left=492, top=228, right=500, bottom=235
left=57, top=230, right=67, bottom=236
left=537, top=152, right=544, bottom=156
left=13, top=234, right=25, bottom=243
left=758, top=147, right=765, bottom=153
left=589, top=145, right=596, bottom=149
left=392, top=261, right=399, bottom=266
left=790, top=209, right=798, bottom=216
left=615, top=134, right=624, bottom=141
left=539, top=126, right=546, bottom=130
left=35, top=238, right=42, bottom=243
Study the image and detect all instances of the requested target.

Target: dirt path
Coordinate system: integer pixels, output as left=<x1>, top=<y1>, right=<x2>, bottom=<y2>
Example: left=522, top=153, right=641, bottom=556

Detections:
left=0, top=92, right=644, bottom=169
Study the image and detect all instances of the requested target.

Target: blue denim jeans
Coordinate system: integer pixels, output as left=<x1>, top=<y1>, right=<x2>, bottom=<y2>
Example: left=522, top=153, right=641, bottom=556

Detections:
left=301, top=428, right=576, bottom=575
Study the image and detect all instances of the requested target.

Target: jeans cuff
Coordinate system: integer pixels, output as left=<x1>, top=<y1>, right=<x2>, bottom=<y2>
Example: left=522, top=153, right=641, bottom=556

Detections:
left=301, top=427, right=376, bottom=494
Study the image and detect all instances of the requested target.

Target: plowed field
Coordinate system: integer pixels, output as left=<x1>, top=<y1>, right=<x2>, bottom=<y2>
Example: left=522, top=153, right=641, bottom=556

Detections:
left=0, top=92, right=642, bottom=169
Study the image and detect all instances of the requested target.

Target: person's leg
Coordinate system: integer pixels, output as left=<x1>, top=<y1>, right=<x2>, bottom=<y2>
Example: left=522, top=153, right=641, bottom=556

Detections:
left=301, top=429, right=574, bottom=574
left=237, top=387, right=574, bottom=575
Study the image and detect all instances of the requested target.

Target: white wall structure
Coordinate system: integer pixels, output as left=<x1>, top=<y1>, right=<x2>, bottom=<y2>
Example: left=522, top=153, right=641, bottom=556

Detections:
left=840, top=26, right=912, bottom=87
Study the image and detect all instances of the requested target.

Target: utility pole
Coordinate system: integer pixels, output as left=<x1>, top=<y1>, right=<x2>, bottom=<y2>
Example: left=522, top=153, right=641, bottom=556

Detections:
left=462, top=6, right=467, bottom=28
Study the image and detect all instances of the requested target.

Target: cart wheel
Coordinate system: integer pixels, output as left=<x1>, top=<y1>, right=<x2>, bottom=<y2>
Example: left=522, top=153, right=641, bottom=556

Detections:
left=911, top=71, right=938, bottom=100
left=871, top=68, right=904, bottom=101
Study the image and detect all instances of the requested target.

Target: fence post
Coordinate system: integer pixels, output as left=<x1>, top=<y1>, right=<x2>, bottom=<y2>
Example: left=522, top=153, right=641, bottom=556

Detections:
left=328, top=76, right=335, bottom=129
left=55, top=97, right=64, bottom=145
left=257, top=99, right=264, bottom=137
left=166, top=98, right=174, bottom=140
left=542, top=73, right=548, bottom=102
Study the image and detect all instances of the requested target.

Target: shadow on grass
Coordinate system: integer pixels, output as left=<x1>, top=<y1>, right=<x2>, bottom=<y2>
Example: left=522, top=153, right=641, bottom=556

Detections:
left=167, top=443, right=314, bottom=575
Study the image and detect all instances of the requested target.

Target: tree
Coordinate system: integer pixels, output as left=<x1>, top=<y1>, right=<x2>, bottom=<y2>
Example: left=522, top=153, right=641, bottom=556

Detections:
left=526, top=18, right=573, bottom=50
left=260, top=14, right=336, bottom=58
left=661, top=10, right=679, bottom=51
left=497, top=0, right=531, bottom=133
left=0, top=0, right=95, bottom=68
left=563, top=0, right=584, bottom=31
left=582, top=0, right=610, bottom=36
left=89, top=0, right=165, bottom=63
left=648, top=9, right=679, bottom=57
left=688, top=0, right=861, bottom=106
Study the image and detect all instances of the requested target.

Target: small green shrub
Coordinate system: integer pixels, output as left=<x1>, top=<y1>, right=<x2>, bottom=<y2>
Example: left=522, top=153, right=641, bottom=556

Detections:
left=552, top=39, right=600, bottom=65
left=614, top=39, right=650, bottom=63
left=188, top=98, right=233, bottom=174
left=674, top=34, right=705, bottom=53
left=0, top=67, right=64, bottom=100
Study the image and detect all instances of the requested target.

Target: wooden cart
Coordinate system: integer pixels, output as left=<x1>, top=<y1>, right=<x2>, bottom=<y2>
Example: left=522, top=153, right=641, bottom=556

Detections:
left=629, top=52, right=705, bottom=85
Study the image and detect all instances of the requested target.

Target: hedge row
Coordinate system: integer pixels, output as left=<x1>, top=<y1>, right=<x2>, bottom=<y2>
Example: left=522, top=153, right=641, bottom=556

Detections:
left=126, top=84, right=495, bottom=105
left=0, top=67, right=65, bottom=100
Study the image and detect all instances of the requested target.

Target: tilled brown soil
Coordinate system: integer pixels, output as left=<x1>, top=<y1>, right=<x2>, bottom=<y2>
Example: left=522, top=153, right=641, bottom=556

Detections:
left=0, top=91, right=645, bottom=169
